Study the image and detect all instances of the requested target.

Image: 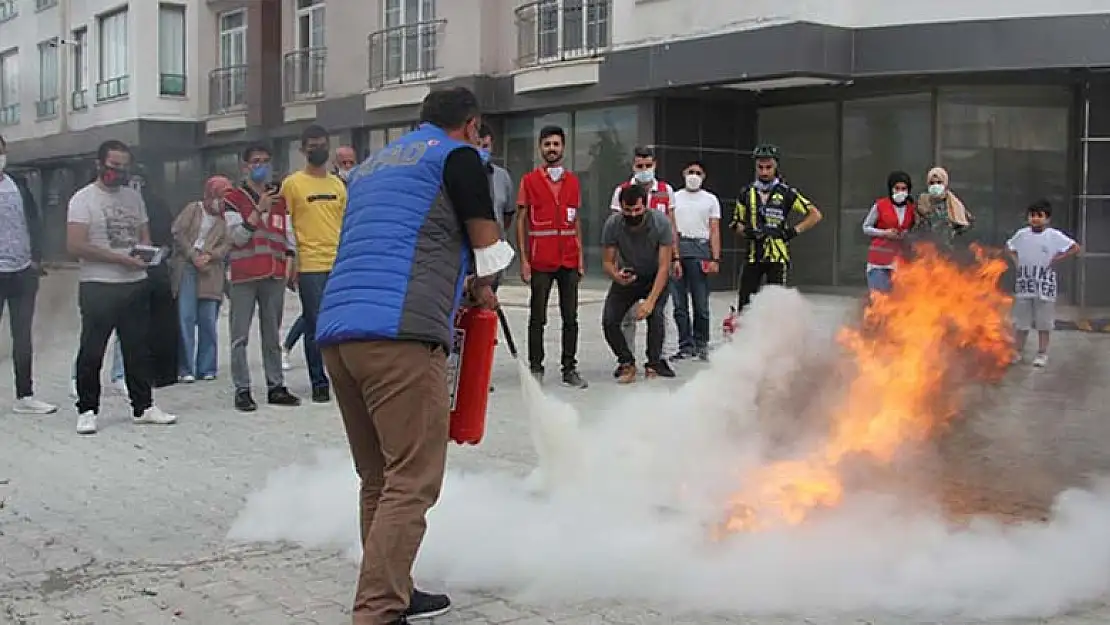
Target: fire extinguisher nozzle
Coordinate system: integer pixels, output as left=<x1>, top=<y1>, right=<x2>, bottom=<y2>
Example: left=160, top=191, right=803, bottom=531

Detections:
left=496, top=307, right=519, bottom=359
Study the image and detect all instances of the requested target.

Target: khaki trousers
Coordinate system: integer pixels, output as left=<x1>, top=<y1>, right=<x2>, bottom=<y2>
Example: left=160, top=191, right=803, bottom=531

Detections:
left=322, top=340, right=450, bottom=625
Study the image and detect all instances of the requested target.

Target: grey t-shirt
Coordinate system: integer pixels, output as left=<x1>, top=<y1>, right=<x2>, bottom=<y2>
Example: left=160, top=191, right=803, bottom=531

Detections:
left=67, top=182, right=149, bottom=283
left=488, top=163, right=515, bottom=233
left=601, top=209, right=673, bottom=280
left=0, top=175, right=32, bottom=272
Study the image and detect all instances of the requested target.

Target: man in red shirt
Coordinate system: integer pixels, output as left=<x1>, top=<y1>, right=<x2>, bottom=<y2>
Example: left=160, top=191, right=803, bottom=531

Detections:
left=516, top=125, right=588, bottom=388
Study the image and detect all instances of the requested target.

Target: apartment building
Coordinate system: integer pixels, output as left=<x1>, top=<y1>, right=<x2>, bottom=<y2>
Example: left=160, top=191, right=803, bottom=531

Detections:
left=3, top=0, right=1110, bottom=305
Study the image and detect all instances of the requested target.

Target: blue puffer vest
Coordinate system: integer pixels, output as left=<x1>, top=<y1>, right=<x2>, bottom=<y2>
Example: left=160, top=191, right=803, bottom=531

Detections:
left=316, top=123, right=473, bottom=349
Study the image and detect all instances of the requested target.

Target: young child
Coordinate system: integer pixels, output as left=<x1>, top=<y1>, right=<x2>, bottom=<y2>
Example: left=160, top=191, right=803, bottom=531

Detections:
left=1006, top=199, right=1081, bottom=367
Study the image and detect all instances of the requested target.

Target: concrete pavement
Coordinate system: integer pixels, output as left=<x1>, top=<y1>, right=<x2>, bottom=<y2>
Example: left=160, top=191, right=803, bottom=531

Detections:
left=2, top=270, right=1110, bottom=624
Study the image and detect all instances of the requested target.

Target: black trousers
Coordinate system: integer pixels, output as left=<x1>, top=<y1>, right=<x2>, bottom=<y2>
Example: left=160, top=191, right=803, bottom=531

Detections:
left=76, top=280, right=154, bottom=417
left=0, top=267, right=39, bottom=398
left=146, top=266, right=180, bottom=388
left=602, top=279, right=665, bottom=366
left=737, top=261, right=788, bottom=311
left=527, top=267, right=579, bottom=373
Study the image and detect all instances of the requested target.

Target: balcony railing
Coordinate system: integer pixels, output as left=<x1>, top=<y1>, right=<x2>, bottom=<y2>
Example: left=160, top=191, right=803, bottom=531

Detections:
left=160, top=73, right=186, bottom=97
left=209, top=65, right=247, bottom=115
left=96, top=75, right=129, bottom=101
left=515, top=0, right=611, bottom=68
left=35, top=97, right=58, bottom=119
left=0, top=103, right=19, bottom=126
left=283, top=47, right=326, bottom=102
left=71, top=89, right=88, bottom=111
left=367, top=19, right=446, bottom=90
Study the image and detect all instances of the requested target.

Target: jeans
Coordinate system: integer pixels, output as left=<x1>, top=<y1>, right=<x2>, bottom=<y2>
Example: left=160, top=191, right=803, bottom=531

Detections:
left=671, top=258, right=711, bottom=351
left=296, top=271, right=330, bottom=390
left=527, top=267, right=580, bottom=374
left=602, top=279, right=666, bottom=366
left=228, top=278, right=286, bottom=391
left=177, top=264, right=221, bottom=378
left=0, top=267, right=39, bottom=398
left=75, top=281, right=153, bottom=417
left=866, top=267, right=893, bottom=293
left=284, top=315, right=305, bottom=351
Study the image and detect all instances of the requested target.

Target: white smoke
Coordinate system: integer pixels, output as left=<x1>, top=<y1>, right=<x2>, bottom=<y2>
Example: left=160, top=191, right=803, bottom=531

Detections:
left=228, top=287, right=1110, bottom=620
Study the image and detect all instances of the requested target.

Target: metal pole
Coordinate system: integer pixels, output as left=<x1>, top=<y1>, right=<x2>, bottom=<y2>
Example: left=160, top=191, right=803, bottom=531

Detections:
left=1079, top=84, right=1090, bottom=313
left=58, top=0, right=70, bottom=134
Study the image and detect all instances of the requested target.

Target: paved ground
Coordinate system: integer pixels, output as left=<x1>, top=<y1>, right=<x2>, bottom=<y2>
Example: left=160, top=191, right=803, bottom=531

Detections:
left=2, top=271, right=1110, bottom=624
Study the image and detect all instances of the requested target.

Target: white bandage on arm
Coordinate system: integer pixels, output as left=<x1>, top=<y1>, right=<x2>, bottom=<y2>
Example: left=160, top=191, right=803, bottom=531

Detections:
left=473, top=239, right=515, bottom=277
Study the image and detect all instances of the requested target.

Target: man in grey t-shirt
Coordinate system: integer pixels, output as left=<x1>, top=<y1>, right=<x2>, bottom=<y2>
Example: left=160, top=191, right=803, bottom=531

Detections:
left=66, top=139, right=177, bottom=435
left=600, top=184, right=676, bottom=383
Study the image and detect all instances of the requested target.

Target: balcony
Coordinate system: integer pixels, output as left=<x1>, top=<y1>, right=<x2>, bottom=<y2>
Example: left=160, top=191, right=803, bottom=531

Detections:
left=367, top=19, right=446, bottom=90
left=71, top=90, right=88, bottom=111
left=515, top=0, right=611, bottom=68
left=0, top=103, right=18, bottom=126
left=209, top=65, right=247, bottom=115
left=0, top=0, right=16, bottom=23
left=35, top=97, right=58, bottom=119
left=283, top=48, right=326, bottom=102
left=96, top=76, right=129, bottom=102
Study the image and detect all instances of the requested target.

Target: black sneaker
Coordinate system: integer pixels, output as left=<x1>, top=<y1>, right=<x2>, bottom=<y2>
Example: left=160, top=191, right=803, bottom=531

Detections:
left=267, top=386, right=301, bottom=406
left=311, top=386, right=330, bottom=403
left=234, top=389, right=257, bottom=412
left=612, top=364, right=624, bottom=378
left=561, top=369, right=588, bottom=389
left=645, top=360, right=676, bottom=378
left=404, top=588, right=451, bottom=620
left=672, top=347, right=696, bottom=361
left=696, top=346, right=710, bottom=362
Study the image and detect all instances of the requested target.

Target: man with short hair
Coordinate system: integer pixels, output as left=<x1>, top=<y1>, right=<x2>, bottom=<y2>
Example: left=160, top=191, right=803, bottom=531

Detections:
left=334, top=145, right=358, bottom=183
left=671, top=160, right=721, bottom=361
left=67, top=139, right=178, bottom=435
left=281, top=125, right=347, bottom=403
left=602, top=184, right=676, bottom=383
left=477, top=124, right=515, bottom=235
left=223, top=144, right=301, bottom=412
left=0, top=134, right=56, bottom=415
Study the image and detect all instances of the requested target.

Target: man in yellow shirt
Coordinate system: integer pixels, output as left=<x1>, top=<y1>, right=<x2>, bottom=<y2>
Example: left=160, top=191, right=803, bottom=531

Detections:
left=281, top=124, right=347, bottom=403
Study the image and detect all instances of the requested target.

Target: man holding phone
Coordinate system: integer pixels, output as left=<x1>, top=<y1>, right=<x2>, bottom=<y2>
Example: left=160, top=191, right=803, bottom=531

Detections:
left=601, top=184, right=676, bottom=384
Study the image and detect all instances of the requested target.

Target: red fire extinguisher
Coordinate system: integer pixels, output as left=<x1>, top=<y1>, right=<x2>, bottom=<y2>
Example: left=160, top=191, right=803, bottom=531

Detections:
left=447, top=307, right=517, bottom=445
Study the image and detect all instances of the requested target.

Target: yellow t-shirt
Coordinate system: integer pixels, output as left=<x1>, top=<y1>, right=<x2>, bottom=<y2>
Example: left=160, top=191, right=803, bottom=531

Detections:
left=281, top=170, right=347, bottom=272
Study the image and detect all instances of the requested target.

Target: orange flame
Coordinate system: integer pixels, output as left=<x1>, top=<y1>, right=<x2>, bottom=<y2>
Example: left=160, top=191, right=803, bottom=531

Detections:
left=717, top=244, right=1014, bottom=534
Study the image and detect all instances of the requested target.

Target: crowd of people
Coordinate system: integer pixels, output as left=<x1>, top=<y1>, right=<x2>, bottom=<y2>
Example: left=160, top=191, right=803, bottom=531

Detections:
left=0, top=84, right=1084, bottom=624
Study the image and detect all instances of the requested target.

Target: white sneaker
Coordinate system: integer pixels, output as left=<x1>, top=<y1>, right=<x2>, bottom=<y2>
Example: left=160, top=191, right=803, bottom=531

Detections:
left=133, top=406, right=177, bottom=425
left=76, top=411, right=98, bottom=435
left=1032, top=353, right=1048, bottom=368
left=111, top=379, right=128, bottom=395
left=13, top=397, right=58, bottom=415
left=281, top=349, right=292, bottom=371
left=179, top=374, right=196, bottom=383
left=69, top=380, right=78, bottom=399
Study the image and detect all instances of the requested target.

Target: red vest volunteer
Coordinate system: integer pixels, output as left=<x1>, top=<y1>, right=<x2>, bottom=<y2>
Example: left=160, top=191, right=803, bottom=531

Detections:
left=225, top=185, right=294, bottom=282
left=867, top=196, right=916, bottom=266
left=518, top=166, right=581, bottom=272
left=610, top=179, right=673, bottom=214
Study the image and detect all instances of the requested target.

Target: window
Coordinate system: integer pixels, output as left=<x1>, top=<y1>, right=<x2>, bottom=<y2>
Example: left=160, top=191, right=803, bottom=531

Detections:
left=37, top=39, right=59, bottom=118
left=382, top=0, right=435, bottom=80
left=0, top=0, right=17, bottom=23
left=36, top=0, right=58, bottom=11
left=158, top=4, right=186, bottom=96
left=536, top=0, right=609, bottom=63
left=0, top=49, right=18, bottom=126
left=97, top=8, right=129, bottom=101
left=286, top=0, right=326, bottom=100
left=214, top=9, right=247, bottom=111
left=71, top=28, right=88, bottom=109
left=296, top=0, right=325, bottom=50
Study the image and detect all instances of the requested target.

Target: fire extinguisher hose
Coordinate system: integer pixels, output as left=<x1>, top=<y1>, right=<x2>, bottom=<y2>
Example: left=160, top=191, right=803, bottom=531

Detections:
left=496, top=307, right=518, bottom=359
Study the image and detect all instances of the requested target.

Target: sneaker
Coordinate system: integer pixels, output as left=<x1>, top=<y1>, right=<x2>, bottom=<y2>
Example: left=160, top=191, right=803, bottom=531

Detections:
left=281, top=349, right=292, bottom=371
left=616, top=363, right=637, bottom=384
left=645, top=360, right=676, bottom=379
left=696, top=346, right=710, bottom=362
left=13, top=397, right=58, bottom=415
left=311, top=386, right=330, bottom=403
left=672, top=346, right=696, bottom=361
left=267, top=386, right=301, bottom=406
left=201, top=374, right=216, bottom=381
left=235, top=389, right=258, bottom=412
left=404, top=589, right=451, bottom=620
left=612, top=364, right=624, bottom=379
left=561, top=369, right=588, bottom=389
left=133, top=406, right=177, bottom=425
left=179, top=374, right=196, bottom=383
left=76, top=411, right=97, bottom=435
left=1032, top=353, right=1048, bottom=368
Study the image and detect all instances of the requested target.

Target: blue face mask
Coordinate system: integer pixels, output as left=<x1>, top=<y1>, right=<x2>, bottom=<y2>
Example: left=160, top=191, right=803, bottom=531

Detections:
left=477, top=148, right=491, bottom=165
left=249, top=164, right=271, bottom=183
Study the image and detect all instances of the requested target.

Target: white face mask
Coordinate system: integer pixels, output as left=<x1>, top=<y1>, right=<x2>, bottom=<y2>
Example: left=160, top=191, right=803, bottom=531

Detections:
left=633, top=168, right=655, bottom=185
left=891, top=191, right=908, bottom=204
left=0, top=155, right=7, bottom=172
left=685, top=174, right=703, bottom=191
left=928, top=183, right=945, bottom=197
left=547, top=166, right=564, bottom=182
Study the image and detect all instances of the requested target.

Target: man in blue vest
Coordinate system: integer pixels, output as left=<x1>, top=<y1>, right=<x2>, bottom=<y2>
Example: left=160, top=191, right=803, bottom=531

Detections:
left=316, top=86, right=513, bottom=625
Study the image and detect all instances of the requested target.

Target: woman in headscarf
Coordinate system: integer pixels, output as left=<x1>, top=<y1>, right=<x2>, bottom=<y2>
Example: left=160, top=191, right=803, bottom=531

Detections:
left=861, top=170, right=916, bottom=292
left=915, top=166, right=973, bottom=246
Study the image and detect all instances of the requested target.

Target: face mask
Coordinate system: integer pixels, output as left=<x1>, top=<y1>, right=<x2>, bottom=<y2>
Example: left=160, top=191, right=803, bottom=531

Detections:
left=249, top=164, right=271, bottom=184
left=0, top=155, right=6, bottom=171
left=306, top=148, right=329, bottom=167
left=685, top=174, right=703, bottom=191
left=892, top=191, right=908, bottom=204
left=623, top=213, right=645, bottom=227
left=547, top=166, right=564, bottom=182
left=633, top=169, right=655, bottom=185
left=100, top=166, right=130, bottom=189
left=928, top=183, right=945, bottom=197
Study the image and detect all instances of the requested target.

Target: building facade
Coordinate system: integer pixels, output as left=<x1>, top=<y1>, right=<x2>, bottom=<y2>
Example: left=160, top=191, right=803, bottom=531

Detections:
left=2, top=0, right=1109, bottom=306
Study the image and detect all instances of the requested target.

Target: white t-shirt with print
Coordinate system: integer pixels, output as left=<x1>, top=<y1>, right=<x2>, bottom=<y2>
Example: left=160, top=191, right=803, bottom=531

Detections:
left=1006, top=226, right=1076, bottom=302
left=672, top=188, right=721, bottom=240
left=67, top=182, right=150, bottom=284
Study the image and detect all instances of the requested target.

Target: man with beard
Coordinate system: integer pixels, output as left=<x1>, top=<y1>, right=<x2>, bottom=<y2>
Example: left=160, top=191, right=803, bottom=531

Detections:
left=730, top=144, right=823, bottom=311
left=334, top=145, right=358, bottom=183
left=515, top=125, right=588, bottom=388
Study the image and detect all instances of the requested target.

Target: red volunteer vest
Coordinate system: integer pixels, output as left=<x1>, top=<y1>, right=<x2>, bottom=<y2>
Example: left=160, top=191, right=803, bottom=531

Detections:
left=867, top=197, right=916, bottom=267
left=618, top=180, right=672, bottom=213
left=225, top=185, right=292, bottom=283
left=522, top=168, right=581, bottom=272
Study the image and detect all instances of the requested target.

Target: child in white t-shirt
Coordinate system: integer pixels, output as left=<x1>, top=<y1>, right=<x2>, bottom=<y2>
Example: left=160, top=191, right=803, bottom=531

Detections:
left=1006, top=199, right=1080, bottom=367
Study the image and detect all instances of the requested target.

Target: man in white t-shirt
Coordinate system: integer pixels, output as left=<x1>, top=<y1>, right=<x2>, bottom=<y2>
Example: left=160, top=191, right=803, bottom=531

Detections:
left=1006, top=199, right=1080, bottom=368
left=670, top=160, right=721, bottom=361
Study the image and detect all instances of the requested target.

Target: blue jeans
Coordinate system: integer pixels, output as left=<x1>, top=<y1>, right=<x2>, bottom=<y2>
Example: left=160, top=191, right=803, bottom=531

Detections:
left=72, top=333, right=124, bottom=382
left=671, top=258, right=711, bottom=351
left=297, top=272, right=330, bottom=389
left=866, top=267, right=893, bottom=293
left=284, top=315, right=305, bottom=351
left=177, top=264, right=221, bottom=378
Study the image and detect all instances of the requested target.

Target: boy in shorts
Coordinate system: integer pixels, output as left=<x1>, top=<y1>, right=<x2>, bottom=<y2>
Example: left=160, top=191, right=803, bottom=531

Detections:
left=1006, top=199, right=1080, bottom=367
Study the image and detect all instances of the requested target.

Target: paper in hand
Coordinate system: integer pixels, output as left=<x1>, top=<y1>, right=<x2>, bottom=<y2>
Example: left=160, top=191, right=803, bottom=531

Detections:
left=129, top=245, right=165, bottom=267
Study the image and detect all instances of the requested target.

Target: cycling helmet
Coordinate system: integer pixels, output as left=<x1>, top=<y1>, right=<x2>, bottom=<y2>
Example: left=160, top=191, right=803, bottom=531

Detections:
left=752, top=144, right=780, bottom=161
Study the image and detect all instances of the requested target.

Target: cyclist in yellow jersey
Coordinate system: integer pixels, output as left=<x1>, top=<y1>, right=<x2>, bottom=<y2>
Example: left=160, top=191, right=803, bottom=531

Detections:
left=729, top=144, right=823, bottom=311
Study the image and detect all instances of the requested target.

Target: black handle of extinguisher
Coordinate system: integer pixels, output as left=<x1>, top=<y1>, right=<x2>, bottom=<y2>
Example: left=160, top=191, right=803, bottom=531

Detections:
left=496, top=307, right=518, bottom=359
